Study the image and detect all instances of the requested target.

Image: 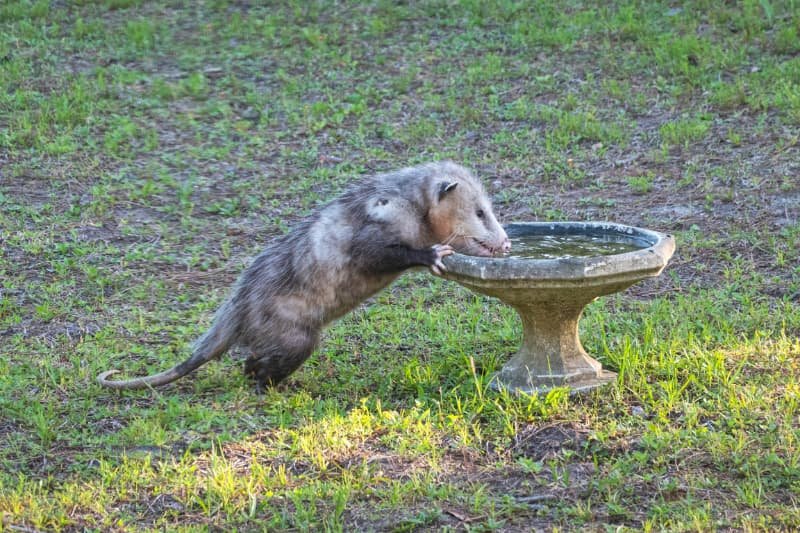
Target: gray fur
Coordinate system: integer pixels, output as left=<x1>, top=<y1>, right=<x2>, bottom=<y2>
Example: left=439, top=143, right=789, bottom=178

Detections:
left=97, top=162, right=509, bottom=390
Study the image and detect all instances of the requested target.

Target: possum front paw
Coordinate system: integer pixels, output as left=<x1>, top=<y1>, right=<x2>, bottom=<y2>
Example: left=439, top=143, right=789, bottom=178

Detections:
left=429, top=244, right=455, bottom=275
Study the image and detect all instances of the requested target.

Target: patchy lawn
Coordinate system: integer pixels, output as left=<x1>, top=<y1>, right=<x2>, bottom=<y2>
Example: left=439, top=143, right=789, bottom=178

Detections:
left=1, top=0, right=799, bottom=530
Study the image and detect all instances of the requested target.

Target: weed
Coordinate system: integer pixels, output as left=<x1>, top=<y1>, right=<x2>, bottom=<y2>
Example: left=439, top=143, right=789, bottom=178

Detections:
left=660, top=116, right=712, bottom=148
left=182, top=72, right=208, bottom=99
left=627, top=172, right=655, bottom=194
left=774, top=25, right=800, bottom=54
left=125, top=19, right=158, bottom=51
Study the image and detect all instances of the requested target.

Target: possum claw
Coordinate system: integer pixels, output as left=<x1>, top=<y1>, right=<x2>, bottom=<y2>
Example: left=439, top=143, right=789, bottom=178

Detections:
left=430, top=244, right=454, bottom=275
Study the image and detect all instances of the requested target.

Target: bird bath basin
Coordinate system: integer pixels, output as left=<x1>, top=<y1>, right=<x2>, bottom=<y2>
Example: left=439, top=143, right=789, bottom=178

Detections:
left=441, top=222, right=675, bottom=394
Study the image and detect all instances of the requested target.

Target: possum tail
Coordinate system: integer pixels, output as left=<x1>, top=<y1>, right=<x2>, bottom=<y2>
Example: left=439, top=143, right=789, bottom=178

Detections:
left=97, top=302, right=237, bottom=390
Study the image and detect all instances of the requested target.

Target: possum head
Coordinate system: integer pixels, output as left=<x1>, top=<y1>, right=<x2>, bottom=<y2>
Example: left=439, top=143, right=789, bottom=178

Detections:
left=427, top=170, right=510, bottom=257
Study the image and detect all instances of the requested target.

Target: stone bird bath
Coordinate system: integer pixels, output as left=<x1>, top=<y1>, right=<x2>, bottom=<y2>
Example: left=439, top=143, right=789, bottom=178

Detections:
left=441, top=222, right=675, bottom=394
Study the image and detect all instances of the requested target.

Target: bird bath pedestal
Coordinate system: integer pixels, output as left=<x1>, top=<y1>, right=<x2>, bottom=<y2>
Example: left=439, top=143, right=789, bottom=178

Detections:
left=441, top=222, right=675, bottom=395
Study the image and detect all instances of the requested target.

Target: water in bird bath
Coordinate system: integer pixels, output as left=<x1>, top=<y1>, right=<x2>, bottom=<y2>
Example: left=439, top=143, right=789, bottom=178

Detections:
left=506, top=233, right=648, bottom=260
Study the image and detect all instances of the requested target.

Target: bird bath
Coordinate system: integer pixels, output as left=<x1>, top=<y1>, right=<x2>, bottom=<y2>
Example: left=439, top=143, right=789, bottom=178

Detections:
left=441, top=222, right=675, bottom=394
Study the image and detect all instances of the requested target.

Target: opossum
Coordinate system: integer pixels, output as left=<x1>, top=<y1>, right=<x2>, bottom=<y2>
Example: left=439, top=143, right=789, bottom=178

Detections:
left=97, top=161, right=510, bottom=391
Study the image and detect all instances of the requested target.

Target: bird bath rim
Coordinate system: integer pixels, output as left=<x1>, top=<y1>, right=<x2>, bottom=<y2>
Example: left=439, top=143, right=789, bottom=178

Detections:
left=440, top=221, right=675, bottom=287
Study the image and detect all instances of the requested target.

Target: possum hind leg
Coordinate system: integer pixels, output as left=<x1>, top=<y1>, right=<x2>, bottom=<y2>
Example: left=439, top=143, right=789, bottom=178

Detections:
left=243, top=327, right=320, bottom=389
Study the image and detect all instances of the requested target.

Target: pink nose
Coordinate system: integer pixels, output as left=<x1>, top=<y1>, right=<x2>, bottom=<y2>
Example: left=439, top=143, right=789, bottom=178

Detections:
left=501, top=237, right=511, bottom=253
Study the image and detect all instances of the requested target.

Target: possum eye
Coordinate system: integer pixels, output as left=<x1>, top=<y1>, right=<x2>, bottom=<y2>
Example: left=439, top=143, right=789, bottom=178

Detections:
left=476, top=209, right=485, bottom=219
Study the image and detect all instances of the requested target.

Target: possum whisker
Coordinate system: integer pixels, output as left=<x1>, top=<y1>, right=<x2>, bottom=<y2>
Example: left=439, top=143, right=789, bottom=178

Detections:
left=442, top=232, right=460, bottom=246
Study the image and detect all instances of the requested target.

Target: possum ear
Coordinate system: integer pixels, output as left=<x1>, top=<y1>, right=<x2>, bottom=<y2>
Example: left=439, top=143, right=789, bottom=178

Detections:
left=437, top=181, right=458, bottom=202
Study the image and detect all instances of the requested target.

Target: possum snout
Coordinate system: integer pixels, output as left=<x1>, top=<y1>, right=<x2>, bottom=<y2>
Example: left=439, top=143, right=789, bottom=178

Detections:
left=499, top=234, right=511, bottom=254
left=478, top=213, right=511, bottom=256
left=480, top=232, right=511, bottom=256
left=467, top=232, right=510, bottom=257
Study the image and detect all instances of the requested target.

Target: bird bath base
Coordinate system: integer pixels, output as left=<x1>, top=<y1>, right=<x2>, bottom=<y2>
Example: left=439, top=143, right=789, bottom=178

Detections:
left=490, top=371, right=618, bottom=396
left=442, top=222, right=675, bottom=395
left=488, top=300, right=618, bottom=395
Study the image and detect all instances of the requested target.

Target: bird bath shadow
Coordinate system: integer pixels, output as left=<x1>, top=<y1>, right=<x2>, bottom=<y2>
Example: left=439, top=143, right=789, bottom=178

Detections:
left=441, top=222, right=676, bottom=395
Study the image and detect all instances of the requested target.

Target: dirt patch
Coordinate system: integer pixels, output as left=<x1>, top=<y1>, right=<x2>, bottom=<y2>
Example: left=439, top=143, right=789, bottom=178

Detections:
left=510, top=422, right=590, bottom=461
left=0, top=419, right=23, bottom=441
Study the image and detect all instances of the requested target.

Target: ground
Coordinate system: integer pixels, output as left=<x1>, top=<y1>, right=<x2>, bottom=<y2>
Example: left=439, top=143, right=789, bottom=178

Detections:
left=1, top=1, right=799, bottom=531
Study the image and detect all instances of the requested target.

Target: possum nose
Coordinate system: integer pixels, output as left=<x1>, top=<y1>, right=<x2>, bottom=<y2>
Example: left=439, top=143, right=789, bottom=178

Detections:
left=501, top=237, right=511, bottom=253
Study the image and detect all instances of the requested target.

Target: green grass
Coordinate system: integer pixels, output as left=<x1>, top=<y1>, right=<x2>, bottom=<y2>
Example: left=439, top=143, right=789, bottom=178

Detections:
left=2, top=0, right=800, bottom=530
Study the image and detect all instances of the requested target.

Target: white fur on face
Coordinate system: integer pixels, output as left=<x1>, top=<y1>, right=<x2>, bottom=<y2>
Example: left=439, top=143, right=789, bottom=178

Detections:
left=428, top=175, right=508, bottom=256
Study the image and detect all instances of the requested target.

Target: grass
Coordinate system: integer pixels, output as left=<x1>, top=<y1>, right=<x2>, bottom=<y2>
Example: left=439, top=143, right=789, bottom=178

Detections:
left=1, top=0, right=800, bottom=530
